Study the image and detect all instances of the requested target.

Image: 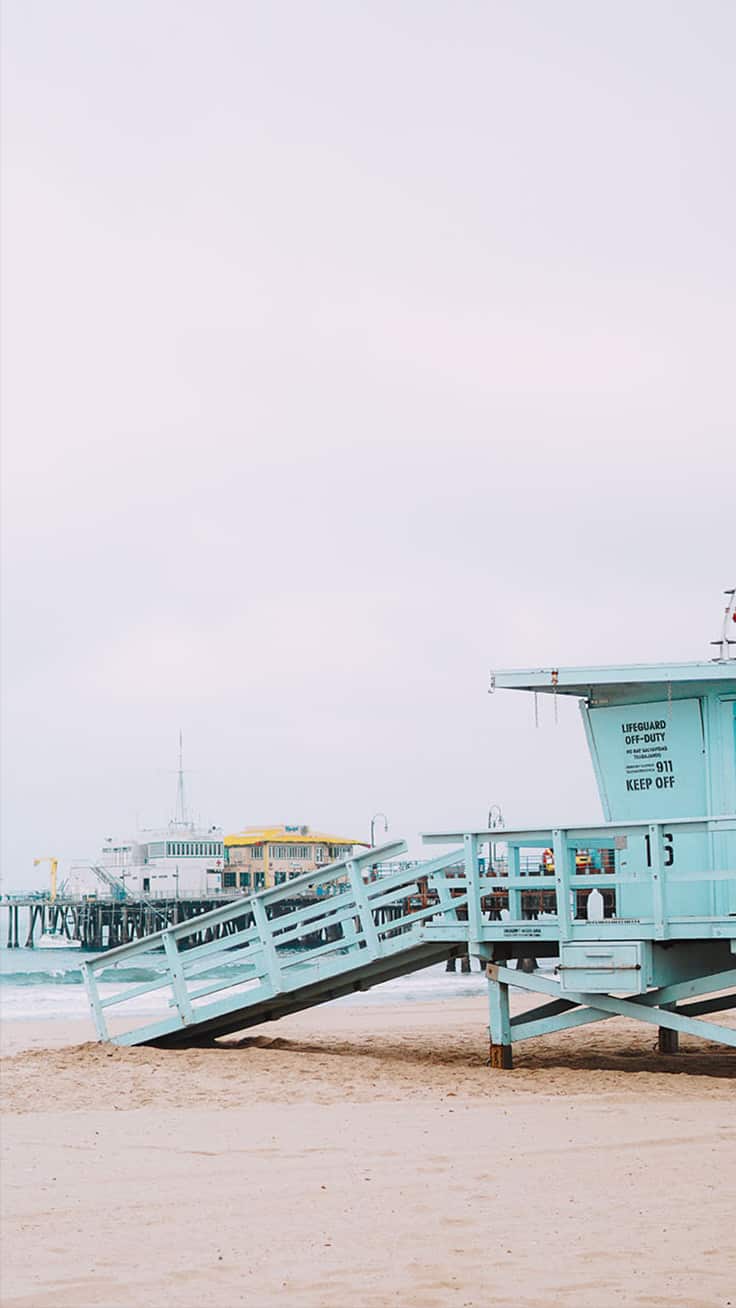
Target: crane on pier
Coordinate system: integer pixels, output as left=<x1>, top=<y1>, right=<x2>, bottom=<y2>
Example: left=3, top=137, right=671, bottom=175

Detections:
left=33, top=857, right=59, bottom=903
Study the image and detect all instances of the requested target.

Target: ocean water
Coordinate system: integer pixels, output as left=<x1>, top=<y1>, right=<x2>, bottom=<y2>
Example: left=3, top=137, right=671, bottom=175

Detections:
left=0, top=944, right=490, bottom=1025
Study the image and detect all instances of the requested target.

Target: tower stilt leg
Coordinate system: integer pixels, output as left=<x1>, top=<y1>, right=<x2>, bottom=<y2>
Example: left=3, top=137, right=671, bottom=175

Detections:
left=658, top=1004, right=679, bottom=1054
left=487, top=964, right=513, bottom=1069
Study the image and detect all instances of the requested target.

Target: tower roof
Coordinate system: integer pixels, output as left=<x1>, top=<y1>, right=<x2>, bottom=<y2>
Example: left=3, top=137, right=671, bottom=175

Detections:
left=492, top=660, right=736, bottom=706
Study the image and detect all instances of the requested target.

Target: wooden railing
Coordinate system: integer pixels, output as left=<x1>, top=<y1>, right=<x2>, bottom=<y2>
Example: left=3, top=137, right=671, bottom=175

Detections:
left=83, top=818, right=736, bottom=1046
left=423, top=815, right=736, bottom=944
left=82, top=840, right=466, bottom=1045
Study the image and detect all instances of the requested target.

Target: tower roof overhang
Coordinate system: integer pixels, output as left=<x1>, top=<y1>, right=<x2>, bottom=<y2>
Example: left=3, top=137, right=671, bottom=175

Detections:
left=491, top=661, right=736, bottom=706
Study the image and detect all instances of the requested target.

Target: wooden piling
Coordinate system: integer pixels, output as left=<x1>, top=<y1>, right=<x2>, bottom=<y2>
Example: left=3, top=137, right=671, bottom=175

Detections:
left=489, top=1042, right=513, bottom=1069
left=657, top=1004, right=679, bottom=1054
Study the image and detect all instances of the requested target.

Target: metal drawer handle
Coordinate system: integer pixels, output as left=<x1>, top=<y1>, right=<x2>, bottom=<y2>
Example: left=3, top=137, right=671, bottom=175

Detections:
left=558, top=963, right=641, bottom=972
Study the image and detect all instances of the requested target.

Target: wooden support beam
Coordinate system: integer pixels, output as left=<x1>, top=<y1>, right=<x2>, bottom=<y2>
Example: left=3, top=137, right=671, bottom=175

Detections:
left=657, top=1001, right=679, bottom=1053
left=658, top=1024, right=679, bottom=1053
left=346, top=860, right=381, bottom=958
left=25, top=908, right=36, bottom=948
left=487, top=964, right=512, bottom=1069
left=679, top=993, right=736, bottom=1018
left=494, top=962, right=736, bottom=1050
left=162, top=932, right=194, bottom=1025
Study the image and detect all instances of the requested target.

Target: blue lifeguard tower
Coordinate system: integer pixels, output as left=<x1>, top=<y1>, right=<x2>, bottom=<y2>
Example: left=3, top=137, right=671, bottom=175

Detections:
left=83, top=596, right=736, bottom=1065
left=437, top=653, right=735, bottom=1065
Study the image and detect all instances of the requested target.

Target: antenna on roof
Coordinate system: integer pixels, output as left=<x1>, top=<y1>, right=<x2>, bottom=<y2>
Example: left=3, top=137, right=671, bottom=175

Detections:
left=712, top=589, right=736, bottom=661
left=174, top=730, right=189, bottom=826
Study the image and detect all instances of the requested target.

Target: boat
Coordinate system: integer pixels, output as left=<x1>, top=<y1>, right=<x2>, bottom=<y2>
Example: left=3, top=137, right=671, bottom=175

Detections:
left=37, top=932, right=82, bottom=950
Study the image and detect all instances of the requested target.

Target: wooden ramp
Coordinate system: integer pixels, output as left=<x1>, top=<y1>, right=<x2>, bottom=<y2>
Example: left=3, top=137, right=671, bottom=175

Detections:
left=82, top=842, right=468, bottom=1047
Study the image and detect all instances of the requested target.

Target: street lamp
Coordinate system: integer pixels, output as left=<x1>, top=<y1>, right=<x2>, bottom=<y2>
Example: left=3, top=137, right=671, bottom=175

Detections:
left=369, top=813, right=388, bottom=883
left=487, top=804, right=504, bottom=873
left=370, top=813, right=388, bottom=847
left=487, top=804, right=504, bottom=831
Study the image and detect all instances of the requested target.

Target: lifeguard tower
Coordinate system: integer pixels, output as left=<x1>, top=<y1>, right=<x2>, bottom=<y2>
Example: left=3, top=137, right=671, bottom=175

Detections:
left=422, top=592, right=736, bottom=1064
left=84, top=594, right=736, bottom=1065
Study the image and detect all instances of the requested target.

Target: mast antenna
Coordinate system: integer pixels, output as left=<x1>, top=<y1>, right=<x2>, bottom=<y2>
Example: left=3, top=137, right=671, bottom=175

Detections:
left=712, top=588, right=736, bottom=661
left=175, top=730, right=189, bottom=826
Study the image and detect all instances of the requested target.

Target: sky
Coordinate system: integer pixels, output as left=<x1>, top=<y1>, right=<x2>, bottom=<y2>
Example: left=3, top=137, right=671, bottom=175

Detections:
left=1, top=1, right=734, bottom=889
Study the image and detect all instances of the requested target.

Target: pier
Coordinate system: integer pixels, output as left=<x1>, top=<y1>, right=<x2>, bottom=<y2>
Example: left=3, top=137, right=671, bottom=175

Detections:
left=2, top=894, right=261, bottom=951
left=2, top=889, right=424, bottom=952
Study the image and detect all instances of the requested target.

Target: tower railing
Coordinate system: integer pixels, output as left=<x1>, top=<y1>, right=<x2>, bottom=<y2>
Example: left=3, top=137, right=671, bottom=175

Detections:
left=423, top=814, right=736, bottom=944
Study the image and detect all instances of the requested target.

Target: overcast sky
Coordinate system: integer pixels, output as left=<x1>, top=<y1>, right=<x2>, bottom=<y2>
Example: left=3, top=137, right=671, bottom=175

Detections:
left=2, top=1, right=734, bottom=889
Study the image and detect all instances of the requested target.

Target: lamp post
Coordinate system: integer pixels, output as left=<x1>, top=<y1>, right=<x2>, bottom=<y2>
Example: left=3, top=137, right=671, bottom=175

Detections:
left=370, top=812, right=388, bottom=847
left=487, top=804, right=504, bottom=874
left=369, top=813, right=388, bottom=882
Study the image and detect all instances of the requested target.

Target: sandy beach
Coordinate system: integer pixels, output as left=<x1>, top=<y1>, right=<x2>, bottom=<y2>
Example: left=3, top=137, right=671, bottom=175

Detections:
left=1, top=993, right=734, bottom=1308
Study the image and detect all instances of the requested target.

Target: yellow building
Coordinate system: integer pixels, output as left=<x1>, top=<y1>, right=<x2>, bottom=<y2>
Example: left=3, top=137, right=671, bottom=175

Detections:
left=223, top=825, right=368, bottom=892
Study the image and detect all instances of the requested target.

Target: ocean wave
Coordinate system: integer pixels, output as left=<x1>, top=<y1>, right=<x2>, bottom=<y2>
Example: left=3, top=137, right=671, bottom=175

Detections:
left=0, top=960, right=264, bottom=988
left=0, top=969, right=86, bottom=987
left=0, top=965, right=165, bottom=987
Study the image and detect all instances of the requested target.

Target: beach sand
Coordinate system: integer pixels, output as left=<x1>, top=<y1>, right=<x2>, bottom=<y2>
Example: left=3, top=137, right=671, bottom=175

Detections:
left=1, top=994, right=734, bottom=1308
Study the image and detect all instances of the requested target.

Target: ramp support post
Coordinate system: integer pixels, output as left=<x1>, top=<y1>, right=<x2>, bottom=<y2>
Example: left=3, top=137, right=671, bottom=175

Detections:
left=346, top=860, right=381, bottom=958
left=487, top=963, right=512, bottom=1069
left=658, top=1003, right=679, bottom=1054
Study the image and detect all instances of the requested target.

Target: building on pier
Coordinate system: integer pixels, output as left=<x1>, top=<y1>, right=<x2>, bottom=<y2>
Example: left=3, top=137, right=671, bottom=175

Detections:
left=223, top=826, right=368, bottom=891
left=98, top=826, right=226, bottom=898
left=91, top=735, right=226, bottom=897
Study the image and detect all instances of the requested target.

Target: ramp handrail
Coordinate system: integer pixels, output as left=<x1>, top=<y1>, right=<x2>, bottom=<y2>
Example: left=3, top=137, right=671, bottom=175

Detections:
left=82, top=841, right=466, bottom=1044
left=82, top=839, right=409, bottom=970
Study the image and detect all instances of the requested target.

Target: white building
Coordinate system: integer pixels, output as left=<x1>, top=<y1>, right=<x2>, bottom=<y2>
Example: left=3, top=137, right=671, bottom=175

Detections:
left=99, top=825, right=225, bottom=898
left=95, top=736, right=225, bottom=898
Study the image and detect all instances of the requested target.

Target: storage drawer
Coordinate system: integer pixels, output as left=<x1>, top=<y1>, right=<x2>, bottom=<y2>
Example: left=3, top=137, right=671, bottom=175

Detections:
left=558, top=941, right=652, bottom=994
